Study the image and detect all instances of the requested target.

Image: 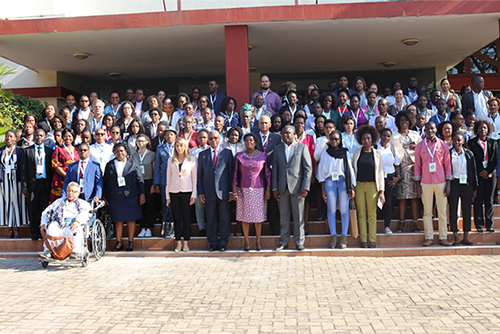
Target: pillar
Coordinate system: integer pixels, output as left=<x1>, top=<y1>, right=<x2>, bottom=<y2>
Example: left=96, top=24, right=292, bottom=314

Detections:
left=434, top=66, right=447, bottom=90
left=225, top=25, right=249, bottom=107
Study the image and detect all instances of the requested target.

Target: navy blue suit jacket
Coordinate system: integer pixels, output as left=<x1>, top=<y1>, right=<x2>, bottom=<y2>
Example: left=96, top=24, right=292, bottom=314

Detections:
left=205, top=92, right=226, bottom=115
left=251, top=128, right=281, bottom=169
left=61, top=160, right=103, bottom=200
left=197, top=147, right=233, bottom=201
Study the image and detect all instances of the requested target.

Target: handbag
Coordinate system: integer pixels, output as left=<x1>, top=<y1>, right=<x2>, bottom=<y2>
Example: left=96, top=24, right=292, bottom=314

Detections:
left=44, top=235, right=75, bottom=261
left=161, top=206, right=175, bottom=239
left=349, top=199, right=358, bottom=238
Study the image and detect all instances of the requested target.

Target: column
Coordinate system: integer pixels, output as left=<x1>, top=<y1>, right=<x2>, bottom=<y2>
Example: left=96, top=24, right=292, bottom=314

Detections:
left=225, top=25, right=249, bottom=107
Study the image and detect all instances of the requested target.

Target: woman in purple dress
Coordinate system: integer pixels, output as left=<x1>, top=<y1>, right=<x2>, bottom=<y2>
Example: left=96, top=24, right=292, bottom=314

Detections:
left=232, top=133, right=271, bottom=251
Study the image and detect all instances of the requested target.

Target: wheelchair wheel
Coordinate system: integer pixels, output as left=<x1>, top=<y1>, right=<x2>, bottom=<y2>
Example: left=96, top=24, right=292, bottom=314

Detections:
left=92, top=219, right=106, bottom=261
left=41, top=261, right=48, bottom=268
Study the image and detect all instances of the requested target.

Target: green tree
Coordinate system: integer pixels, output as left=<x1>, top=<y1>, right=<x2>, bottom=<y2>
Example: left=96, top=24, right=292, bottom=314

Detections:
left=0, top=63, right=16, bottom=101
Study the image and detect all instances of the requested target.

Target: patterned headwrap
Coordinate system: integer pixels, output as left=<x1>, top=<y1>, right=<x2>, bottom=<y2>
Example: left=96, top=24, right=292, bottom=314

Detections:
left=240, top=103, right=254, bottom=118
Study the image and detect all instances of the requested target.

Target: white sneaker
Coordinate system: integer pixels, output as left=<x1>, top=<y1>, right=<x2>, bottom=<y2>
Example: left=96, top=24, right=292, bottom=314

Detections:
left=138, top=229, right=146, bottom=237
left=385, top=227, right=393, bottom=234
left=145, top=229, right=152, bottom=237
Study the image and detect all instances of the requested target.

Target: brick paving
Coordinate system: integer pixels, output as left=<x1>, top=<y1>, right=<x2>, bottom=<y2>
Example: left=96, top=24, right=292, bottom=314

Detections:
left=1, top=256, right=500, bottom=333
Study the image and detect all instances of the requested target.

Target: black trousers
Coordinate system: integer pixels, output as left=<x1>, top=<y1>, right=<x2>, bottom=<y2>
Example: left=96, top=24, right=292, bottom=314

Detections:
left=139, top=179, right=155, bottom=229
left=29, top=179, right=50, bottom=238
left=448, top=179, right=473, bottom=232
left=170, top=192, right=192, bottom=241
left=474, top=176, right=496, bottom=229
left=382, top=173, right=396, bottom=228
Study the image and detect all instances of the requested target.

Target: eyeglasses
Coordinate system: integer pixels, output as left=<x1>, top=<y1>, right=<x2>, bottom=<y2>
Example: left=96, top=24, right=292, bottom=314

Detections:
left=81, top=100, right=89, bottom=103
left=67, top=190, right=79, bottom=194
left=331, top=138, right=340, bottom=141
left=95, top=133, right=105, bottom=136
left=111, top=131, right=120, bottom=134
left=79, top=149, right=89, bottom=152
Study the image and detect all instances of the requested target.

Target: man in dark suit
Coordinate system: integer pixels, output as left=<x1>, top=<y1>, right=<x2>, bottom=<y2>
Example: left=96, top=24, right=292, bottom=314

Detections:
left=272, top=125, right=312, bottom=251
left=462, top=75, right=493, bottom=120
left=197, top=130, right=234, bottom=251
left=20, top=129, right=54, bottom=240
left=61, top=143, right=103, bottom=201
left=205, top=80, right=226, bottom=116
left=251, top=115, right=282, bottom=235
left=134, top=88, right=149, bottom=116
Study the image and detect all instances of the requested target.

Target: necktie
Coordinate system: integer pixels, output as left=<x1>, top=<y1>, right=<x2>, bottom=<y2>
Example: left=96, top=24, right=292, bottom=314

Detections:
left=481, top=141, right=488, bottom=162
left=36, top=146, right=43, bottom=171
left=262, top=135, right=267, bottom=151
left=213, top=149, right=217, bottom=167
left=80, top=160, right=85, bottom=180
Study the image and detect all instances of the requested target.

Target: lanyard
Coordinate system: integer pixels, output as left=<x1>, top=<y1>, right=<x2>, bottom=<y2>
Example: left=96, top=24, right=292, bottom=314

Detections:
left=115, top=160, right=126, bottom=177
left=4, top=148, right=14, bottom=166
left=64, top=144, right=75, bottom=161
left=262, top=91, right=269, bottom=99
left=297, top=132, right=306, bottom=143
left=424, top=139, right=438, bottom=162
left=338, top=106, right=348, bottom=116
left=138, top=149, right=148, bottom=164
left=210, top=94, right=217, bottom=107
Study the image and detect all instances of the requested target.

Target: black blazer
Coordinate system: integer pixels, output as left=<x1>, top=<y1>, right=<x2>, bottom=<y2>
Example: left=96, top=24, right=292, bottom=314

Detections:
left=20, top=145, right=54, bottom=192
left=462, top=90, right=493, bottom=114
left=0, top=147, right=24, bottom=183
left=251, top=127, right=281, bottom=169
left=466, top=137, right=498, bottom=178
left=449, top=148, right=478, bottom=191
left=37, top=118, right=51, bottom=133
left=103, top=157, right=145, bottom=200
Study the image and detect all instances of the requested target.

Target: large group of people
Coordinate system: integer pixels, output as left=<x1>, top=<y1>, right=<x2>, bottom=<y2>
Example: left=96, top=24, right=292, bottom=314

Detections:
left=2, top=73, right=500, bottom=255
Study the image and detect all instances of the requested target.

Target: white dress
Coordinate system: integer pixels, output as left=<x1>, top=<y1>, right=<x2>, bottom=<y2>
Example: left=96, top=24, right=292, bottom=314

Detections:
left=0, top=148, right=28, bottom=227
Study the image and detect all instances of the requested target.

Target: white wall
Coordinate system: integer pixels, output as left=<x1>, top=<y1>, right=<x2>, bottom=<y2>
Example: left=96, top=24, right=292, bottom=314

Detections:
left=1, top=0, right=390, bottom=19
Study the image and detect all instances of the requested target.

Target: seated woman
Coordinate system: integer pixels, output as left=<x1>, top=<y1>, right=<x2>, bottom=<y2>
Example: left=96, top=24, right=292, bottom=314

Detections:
left=39, top=182, right=91, bottom=259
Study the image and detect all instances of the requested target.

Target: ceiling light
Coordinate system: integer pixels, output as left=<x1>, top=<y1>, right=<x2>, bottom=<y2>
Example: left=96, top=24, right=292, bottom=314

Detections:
left=73, top=52, right=89, bottom=60
left=109, top=72, right=122, bottom=78
left=402, top=38, right=419, bottom=46
left=249, top=66, right=257, bottom=72
left=248, top=45, right=254, bottom=51
left=382, top=62, right=396, bottom=68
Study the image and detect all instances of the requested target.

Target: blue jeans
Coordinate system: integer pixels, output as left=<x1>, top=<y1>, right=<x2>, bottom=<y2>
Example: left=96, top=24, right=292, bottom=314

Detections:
left=324, top=176, right=350, bottom=236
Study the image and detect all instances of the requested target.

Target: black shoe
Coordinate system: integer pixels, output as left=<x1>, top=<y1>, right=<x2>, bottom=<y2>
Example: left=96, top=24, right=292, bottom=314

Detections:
left=368, top=242, right=376, bottom=248
left=496, top=240, right=500, bottom=245
left=208, top=245, right=217, bottom=252
left=112, top=241, right=123, bottom=252
left=126, top=241, right=134, bottom=252
left=360, top=242, right=368, bottom=248
left=199, top=229, right=206, bottom=237
left=487, top=227, right=495, bottom=232
left=461, top=240, right=473, bottom=246
left=219, top=246, right=227, bottom=252
left=296, top=245, right=305, bottom=251
left=477, top=227, right=484, bottom=233
left=31, top=235, right=41, bottom=241
left=275, top=244, right=288, bottom=251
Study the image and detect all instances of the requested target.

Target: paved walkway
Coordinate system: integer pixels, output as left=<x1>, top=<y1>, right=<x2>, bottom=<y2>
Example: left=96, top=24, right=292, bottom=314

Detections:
left=1, top=256, right=500, bottom=333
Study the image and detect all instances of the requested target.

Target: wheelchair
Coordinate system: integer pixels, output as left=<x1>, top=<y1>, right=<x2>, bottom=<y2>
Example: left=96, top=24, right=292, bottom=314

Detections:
left=40, top=200, right=107, bottom=268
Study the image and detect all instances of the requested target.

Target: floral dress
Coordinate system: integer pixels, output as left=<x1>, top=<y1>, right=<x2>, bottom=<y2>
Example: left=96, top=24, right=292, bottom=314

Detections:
left=50, top=146, right=79, bottom=202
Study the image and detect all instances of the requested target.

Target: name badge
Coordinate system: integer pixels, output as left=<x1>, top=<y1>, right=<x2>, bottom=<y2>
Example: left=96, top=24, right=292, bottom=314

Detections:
left=35, top=165, right=43, bottom=175
left=429, top=162, right=436, bottom=173
left=459, top=175, right=467, bottom=184
left=80, top=179, right=85, bottom=189
left=383, top=170, right=387, bottom=178
left=493, top=133, right=499, bottom=140
left=331, top=173, right=339, bottom=181
left=140, top=165, right=145, bottom=174
left=6, top=165, right=12, bottom=174
left=118, top=176, right=126, bottom=187
left=483, top=161, right=488, bottom=169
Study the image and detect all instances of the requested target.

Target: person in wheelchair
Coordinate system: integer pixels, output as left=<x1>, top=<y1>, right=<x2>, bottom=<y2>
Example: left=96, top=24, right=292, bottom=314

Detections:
left=39, top=182, right=91, bottom=259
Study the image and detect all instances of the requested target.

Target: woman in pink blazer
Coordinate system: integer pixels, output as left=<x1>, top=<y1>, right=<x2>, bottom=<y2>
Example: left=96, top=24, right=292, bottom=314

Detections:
left=166, top=137, right=197, bottom=252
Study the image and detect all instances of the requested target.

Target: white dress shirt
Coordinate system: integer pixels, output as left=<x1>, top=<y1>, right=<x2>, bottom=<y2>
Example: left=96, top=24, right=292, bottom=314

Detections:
left=90, top=143, right=114, bottom=173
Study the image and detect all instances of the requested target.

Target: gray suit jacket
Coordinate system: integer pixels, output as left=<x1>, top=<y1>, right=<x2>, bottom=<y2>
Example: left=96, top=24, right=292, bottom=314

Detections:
left=272, top=141, right=312, bottom=195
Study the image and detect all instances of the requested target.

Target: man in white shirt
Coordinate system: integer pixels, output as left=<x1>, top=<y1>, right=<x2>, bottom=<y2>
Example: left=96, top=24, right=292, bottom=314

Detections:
left=89, top=99, right=105, bottom=134
left=90, top=129, right=114, bottom=174
left=75, top=95, right=93, bottom=121
left=134, top=88, right=146, bottom=117
left=462, top=75, right=493, bottom=120
left=404, top=76, right=419, bottom=103
left=368, top=98, right=398, bottom=133
left=66, top=94, right=77, bottom=114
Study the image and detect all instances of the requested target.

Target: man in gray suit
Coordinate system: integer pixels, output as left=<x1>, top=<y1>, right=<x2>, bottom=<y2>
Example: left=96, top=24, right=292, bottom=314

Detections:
left=272, top=125, right=312, bottom=251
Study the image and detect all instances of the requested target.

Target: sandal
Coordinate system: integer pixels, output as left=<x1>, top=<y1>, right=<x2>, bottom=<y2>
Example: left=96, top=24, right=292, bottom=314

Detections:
left=396, top=221, right=405, bottom=233
left=413, top=221, right=421, bottom=233
left=6, top=229, right=13, bottom=239
left=14, top=228, right=20, bottom=239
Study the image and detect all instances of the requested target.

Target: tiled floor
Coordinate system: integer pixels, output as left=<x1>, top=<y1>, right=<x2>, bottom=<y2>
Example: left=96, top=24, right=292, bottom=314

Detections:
left=1, top=256, right=500, bottom=333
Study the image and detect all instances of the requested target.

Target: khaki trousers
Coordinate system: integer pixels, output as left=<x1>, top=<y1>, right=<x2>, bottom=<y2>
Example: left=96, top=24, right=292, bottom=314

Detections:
left=421, top=182, right=448, bottom=240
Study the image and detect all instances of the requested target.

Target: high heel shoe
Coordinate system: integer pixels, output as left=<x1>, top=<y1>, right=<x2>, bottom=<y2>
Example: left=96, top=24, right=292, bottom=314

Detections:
left=174, top=241, right=182, bottom=253
left=182, top=243, right=189, bottom=252
left=6, top=229, right=13, bottom=239
left=112, top=241, right=123, bottom=252
left=126, top=241, right=134, bottom=252
left=14, top=228, right=20, bottom=239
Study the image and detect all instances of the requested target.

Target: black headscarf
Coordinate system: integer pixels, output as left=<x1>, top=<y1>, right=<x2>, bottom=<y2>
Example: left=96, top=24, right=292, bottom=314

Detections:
left=326, top=145, right=353, bottom=193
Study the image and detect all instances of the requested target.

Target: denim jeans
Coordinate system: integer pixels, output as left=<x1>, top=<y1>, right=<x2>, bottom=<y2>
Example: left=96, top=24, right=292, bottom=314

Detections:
left=324, top=176, right=350, bottom=236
